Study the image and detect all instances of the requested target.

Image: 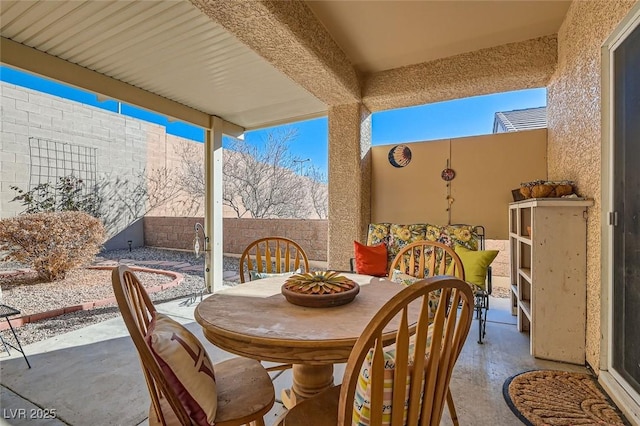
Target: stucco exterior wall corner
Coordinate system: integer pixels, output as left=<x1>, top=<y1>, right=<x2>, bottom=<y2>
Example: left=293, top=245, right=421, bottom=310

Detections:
left=546, top=0, right=637, bottom=370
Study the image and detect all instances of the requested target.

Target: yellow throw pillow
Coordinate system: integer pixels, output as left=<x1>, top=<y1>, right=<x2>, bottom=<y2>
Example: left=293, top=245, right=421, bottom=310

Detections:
left=448, top=246, right=498, bottom=290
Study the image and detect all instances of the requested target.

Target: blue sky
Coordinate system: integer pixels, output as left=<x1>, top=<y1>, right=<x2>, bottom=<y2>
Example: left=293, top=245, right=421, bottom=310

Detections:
left=1, top=65, right=546, bottom=174
left=251, top=88, right=546, bottom=173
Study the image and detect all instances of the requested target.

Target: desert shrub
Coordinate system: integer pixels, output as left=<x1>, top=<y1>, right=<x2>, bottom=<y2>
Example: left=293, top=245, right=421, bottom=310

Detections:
left=0, top=211, right=106, bottom=281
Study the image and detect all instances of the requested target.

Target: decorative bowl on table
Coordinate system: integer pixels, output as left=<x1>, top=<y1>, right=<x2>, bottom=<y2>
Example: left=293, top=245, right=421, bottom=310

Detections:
left=281, top=271, right=360, bottom=308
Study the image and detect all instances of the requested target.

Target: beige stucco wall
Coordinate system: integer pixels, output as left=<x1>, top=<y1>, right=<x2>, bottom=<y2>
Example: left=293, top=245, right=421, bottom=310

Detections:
left=371, top=130, right=548, bottom=240
left=547, top=0, right=636, bottom=369
left=364, top=35, right=558, bottom=112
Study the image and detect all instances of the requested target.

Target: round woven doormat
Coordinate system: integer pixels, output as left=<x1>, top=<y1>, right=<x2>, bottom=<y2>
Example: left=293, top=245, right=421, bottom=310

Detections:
left=503, top=370, right=629, bottom=426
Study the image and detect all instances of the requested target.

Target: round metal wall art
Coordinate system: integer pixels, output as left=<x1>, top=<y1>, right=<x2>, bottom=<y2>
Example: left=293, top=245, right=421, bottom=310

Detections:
left=441, top=168, right=456, bottom=181
left=388, top=144, right=412, bottom=168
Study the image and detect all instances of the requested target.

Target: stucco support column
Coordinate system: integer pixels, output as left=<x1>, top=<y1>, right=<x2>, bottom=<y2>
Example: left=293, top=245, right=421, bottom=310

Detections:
left=327, top=104, right=372, bottom=270
left=204, top=116, right=224, bottom=293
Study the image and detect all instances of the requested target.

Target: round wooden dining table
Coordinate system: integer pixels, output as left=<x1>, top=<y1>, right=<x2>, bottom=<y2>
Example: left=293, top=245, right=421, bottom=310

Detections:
left=194, top=272, right=406, bottom=408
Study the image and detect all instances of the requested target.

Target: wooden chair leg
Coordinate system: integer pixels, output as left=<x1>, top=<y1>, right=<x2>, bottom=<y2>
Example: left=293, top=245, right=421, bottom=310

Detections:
left=266, top=363, right=293, bottom=372
left=446, top=388, right=459, bottom=426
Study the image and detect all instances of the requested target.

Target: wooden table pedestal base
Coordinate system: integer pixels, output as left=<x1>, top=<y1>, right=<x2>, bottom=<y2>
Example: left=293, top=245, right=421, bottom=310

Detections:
left=281, top=364, right=334, bottom=409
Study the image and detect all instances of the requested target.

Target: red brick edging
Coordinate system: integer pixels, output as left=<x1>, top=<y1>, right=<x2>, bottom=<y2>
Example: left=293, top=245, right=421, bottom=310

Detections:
left=0, top=265, right=184, bottom=331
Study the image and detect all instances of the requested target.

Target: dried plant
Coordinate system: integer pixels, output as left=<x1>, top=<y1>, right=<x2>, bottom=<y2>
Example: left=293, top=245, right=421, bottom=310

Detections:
left=0, top=211, right=106, bottom=281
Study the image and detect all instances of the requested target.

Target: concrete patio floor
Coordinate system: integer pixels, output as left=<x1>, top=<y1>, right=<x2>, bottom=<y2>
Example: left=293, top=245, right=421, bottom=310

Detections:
left=0, top=279, right=589, bottom=426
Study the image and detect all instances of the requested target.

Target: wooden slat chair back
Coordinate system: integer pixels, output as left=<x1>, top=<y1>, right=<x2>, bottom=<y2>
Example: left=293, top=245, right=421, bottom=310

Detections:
left=238, top=237, right=309, bottom=374
left=239, top=237, right=309, bottom=283
left=112, top=265, right=191, bottom=426
left=388, top=240, right=466, bottom=423
left=389, top=241, right=465, bottom=280
left=283, top=276, right=474, bottom=426
left=390, top=240, right=491, bottom=345
left=112, top=265, right=275, bottom=426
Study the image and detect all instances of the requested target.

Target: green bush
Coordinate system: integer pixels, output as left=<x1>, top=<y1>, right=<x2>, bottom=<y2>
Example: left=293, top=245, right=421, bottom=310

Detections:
left=0, top=211, right=106, bottom=281
left=11, top=175, right=101, bottom=217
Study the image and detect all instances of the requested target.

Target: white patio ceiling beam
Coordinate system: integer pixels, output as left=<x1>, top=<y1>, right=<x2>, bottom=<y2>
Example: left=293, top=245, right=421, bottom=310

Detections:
left=190, top=0, right=361, bottom=107
left=0, top=37, right=244, bottom=137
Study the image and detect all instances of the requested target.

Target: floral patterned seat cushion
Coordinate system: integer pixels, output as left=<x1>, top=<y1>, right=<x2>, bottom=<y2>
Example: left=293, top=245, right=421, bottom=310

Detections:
left=366, top=223, right=391, bottom=247
left=364, top=223, right=482, bottom=275
left=439, top=225, right=479, bottom=251
left=387, top=224, right=427, bottom=266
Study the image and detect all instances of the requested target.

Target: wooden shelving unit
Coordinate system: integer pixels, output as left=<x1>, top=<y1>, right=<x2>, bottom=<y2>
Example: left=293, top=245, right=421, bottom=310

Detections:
left=509, top=198, right=593, bottom=364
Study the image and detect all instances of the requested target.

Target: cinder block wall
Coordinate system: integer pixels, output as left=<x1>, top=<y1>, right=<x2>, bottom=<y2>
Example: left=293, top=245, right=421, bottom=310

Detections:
left=143, top=217, right=203, bottom=251
left=485, top=239, right=509, bottom=278
left=224, top=218, right=328, bottom=261
left=144, top=217, right=329, bottom=262
left=0, top=82, right=150, bottom=223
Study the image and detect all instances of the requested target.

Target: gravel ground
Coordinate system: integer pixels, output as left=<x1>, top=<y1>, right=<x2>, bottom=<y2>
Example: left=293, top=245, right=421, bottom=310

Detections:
left=491, top=286, right=510, bottom=298
left=96, top=247, right=242, bottom=278
left=0, top=248, right=240, bottom=347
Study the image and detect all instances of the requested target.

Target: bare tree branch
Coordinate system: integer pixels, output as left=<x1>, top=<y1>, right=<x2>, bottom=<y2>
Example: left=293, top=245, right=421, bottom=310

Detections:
left=305, top=165, right=328, bottom=219
left=174, top=128, right=325, bottom=219
left=224, top=129, right=310, bottom=218
left=174, top=141, right=206, bottom=198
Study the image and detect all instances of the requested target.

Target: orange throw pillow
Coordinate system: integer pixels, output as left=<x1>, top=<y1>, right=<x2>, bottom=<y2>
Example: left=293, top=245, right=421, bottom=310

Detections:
left=354, top=241, right=388, bottom=277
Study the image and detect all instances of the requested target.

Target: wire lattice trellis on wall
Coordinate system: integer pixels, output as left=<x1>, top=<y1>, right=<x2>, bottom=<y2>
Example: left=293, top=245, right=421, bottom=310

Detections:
left=28, top=137, right=98, bottom=195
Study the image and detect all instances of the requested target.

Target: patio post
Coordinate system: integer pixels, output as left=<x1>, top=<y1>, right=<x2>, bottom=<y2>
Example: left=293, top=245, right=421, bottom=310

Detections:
left=327, top=103, right=372, bottom=271
left=204, top=116, right=224, bottom=293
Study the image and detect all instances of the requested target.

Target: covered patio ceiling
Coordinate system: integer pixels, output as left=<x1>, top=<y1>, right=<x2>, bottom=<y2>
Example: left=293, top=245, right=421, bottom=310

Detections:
left=0, top=0, right=571, bottom=133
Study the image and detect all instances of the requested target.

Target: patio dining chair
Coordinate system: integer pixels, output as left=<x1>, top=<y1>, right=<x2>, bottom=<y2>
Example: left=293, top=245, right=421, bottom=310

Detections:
left=390, top=240, right=491, bottom=344
left=282, top=276, right=474, bottom=426
left=389, top=240, right=465, bottom=281
left=239, top=236, right=310, bottom=374
left=112, top=265, right=274, bottom=426
left=388, top=240, right=466, bottom=423
left=239, top=236, right=309, bottom=284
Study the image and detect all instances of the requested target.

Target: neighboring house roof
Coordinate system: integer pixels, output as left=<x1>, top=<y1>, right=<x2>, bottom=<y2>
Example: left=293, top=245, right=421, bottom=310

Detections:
left=493, top=106, right=547, bottom=133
